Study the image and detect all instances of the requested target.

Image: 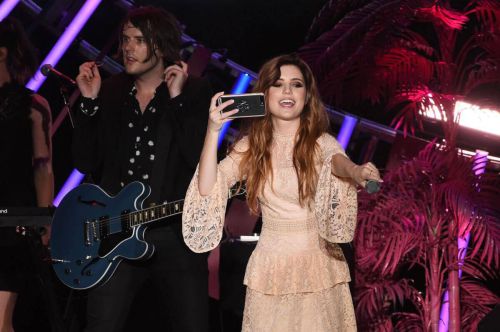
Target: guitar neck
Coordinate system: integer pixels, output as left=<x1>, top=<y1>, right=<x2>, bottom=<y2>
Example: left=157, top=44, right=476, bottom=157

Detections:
left=128, top=200, right=184, bottom=226
left=125, top=185, right=244, bottom=227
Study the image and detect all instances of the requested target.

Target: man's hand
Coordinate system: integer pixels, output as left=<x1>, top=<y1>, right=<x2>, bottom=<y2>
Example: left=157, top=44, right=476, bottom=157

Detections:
left=164, top=61, right=188, bottom=99
left=76, top=61, right=101, bottom=99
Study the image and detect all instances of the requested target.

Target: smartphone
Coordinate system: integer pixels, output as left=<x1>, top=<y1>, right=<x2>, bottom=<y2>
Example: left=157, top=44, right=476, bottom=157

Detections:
left=217, top=93, right=266, bottom=119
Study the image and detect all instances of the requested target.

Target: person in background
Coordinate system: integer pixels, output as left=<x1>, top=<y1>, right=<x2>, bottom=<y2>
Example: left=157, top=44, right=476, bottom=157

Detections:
left=74, top=6, right=212, bottom=332
left=183, top=53, right=382, bottom=331
left=0, top=17, right=53, bottom=332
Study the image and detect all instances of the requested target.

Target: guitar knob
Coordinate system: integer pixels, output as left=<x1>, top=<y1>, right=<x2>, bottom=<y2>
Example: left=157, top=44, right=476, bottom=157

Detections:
left=64, top=268, right=71, bottom=274
left=85, top=270, right=92, bottom=276
left=73, top=279, right=80, bottom=285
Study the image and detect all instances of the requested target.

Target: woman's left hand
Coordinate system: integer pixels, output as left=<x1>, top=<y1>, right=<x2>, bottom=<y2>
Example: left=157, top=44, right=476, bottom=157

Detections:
left=351, top=162, right=382, bottom=187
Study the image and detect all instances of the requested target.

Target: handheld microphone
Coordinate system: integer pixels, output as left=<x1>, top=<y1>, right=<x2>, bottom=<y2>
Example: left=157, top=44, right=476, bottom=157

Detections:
left=40, top=64, right=76, bottom=86
left=366, top=180, right=381, bottom=194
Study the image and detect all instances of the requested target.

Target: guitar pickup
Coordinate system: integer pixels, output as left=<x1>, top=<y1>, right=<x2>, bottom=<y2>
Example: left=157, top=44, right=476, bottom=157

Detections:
left=120, top=210, right=132, bottom=233
left=99, top=215, right=109, bottom=239
left=83, top=219, right=100, bottom=245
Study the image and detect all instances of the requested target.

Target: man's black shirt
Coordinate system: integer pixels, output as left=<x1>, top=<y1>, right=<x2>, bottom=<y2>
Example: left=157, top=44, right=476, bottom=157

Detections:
left=73, top=72, right=211, bottom=209
left=74, top=72, right=212, bottom=331
left=120, top=85, right=162, bottom=188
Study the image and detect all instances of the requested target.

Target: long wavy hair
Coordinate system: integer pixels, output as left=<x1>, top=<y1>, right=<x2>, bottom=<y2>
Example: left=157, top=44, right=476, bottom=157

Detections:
left=0, top=17, right=38, bottom=85
left=236, top=54, right=330, bottom=213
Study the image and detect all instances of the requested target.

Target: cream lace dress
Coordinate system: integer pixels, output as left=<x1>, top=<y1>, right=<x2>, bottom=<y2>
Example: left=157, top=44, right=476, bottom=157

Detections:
left=182, top=132, right=358, bottom=332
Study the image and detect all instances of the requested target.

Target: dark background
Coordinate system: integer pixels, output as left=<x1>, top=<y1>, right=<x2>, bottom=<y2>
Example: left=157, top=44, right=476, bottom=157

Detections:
left=13, top=0, right=331, bottom=193
left=135, top=0, right=327, bottom=71
left=12, top=0, right=500, bottom=194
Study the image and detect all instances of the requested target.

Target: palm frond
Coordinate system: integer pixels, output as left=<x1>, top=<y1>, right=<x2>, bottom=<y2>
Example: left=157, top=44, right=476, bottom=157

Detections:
left=467, top=172, right=500, bottom=266
left=469, top=214, right=500, bottom=266
left=300, top=0, right=416, bottom=76
left=310, top=2, right=500, bottom=329
left=387, top=88, right=431, bottom=136
left=463, top=58, right=500, bottom=95
left=461, top=255, right=499, bottom=280
left=305, top=0, right=371, bottom=43
left=460, top=278, right=500, bottom=331
left=355, top=279, right=423, bottom=321
left=466, top=1, right=500, bottom=32
left=393, top=312, right=425, bottom=331
left=416, top=4, right=469, bottom=30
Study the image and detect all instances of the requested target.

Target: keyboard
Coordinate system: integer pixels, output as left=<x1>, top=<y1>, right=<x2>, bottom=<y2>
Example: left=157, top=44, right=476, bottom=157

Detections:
left=0, top=207, right=54, bottom=227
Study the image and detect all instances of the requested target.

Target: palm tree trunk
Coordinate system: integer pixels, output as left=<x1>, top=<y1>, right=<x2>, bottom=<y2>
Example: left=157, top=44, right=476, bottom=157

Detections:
left=430, top=245, right=441, bottom=331
left=448, top=243, right=460, bottom=331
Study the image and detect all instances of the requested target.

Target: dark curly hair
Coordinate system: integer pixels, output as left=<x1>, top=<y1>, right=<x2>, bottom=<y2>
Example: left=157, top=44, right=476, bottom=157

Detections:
left=117, top=6, right=182, bottom=67
left=0, top=17, right=38, bottom=85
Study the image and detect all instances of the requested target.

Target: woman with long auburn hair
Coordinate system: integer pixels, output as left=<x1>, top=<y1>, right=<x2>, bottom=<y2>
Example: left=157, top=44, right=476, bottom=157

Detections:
left=238, top=54, right=329, bottom=215
left=182, top=54, right=381, bottom=331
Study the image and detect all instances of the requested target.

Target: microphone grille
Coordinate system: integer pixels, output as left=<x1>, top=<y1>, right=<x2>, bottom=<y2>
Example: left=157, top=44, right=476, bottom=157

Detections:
left=40, top=64, right=52, bottom=76
left=366, top=180, right=381, bottom=194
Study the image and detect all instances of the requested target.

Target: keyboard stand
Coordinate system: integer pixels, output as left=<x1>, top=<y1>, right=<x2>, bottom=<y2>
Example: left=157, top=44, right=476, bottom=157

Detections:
left=23, top=227, right=67, bottom=332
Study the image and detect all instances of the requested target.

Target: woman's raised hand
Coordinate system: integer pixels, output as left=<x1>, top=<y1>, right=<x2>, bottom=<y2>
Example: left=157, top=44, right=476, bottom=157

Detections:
left=208, top=92, right=238, bottom=133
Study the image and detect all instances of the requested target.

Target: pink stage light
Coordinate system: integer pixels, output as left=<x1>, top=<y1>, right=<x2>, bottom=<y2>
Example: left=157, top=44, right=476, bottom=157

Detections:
left=0, top=0, right=20, bottom=21
left=421, top=98, right=500, bottom=136
left=26, top=0, right=103, bottom=92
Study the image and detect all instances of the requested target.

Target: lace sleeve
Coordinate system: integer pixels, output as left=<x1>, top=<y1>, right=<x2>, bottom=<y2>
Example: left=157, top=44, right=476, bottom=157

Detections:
left=182, top=137, right=248, bottom=253
left=314, top=135, right=358, bottom=243
left=319, top=133, right=347, bottom=159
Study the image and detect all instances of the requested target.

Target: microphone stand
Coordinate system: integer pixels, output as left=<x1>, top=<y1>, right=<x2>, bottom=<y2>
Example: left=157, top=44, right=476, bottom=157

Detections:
left=60, top=85, right=74, bottom=128
left=51, top=84, right=75, bottom=136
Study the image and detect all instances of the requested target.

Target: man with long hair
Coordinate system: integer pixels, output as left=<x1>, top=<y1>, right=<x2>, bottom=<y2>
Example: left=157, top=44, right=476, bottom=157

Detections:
left=0, top=17, right=53, bottom=332
left=74, top=6, right=211, bottom=332
left=183, top=54, right=382, bottom=331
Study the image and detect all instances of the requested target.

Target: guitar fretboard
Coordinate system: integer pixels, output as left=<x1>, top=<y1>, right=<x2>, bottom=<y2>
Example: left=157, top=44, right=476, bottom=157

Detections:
left=128, top=200, right=184, bottom=227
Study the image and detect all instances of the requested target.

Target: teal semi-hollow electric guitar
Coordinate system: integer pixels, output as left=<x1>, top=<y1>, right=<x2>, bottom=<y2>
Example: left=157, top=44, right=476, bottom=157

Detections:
left=51, top=181, right=243, bottom=290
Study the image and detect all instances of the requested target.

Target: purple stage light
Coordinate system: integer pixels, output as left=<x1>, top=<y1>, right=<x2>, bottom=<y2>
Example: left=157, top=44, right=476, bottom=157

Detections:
left=457, top=150, right=487, bottom=277
left=53, top=169, right=85, bottom=207
left=218, top=72, right=253, bottom=147
left=473, top=150, right=489, bottom=176
left=337, top=115, right=357, bottom=150
left=26, top=0, right=103, bottom=92
left=0, top=0, right=20, bottom=21
left=27, top=0, right=103, bottom=204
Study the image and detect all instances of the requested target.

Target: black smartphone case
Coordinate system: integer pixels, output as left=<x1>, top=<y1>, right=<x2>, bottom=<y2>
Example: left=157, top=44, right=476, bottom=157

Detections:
left=218, top=93, right=265, bottom=118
